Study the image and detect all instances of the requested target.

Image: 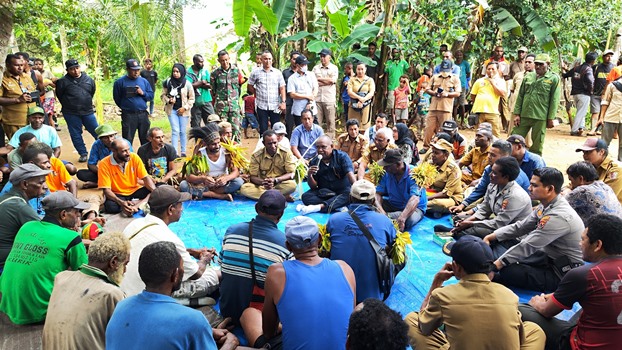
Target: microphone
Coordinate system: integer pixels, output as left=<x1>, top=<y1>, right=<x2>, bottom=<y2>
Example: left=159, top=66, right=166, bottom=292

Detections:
left=312, top=154, right=323, bottom=167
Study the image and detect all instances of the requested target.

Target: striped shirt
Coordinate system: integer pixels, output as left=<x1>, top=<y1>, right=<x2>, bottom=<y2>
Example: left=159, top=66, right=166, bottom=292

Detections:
left=248, top=67, right=285, bottom=110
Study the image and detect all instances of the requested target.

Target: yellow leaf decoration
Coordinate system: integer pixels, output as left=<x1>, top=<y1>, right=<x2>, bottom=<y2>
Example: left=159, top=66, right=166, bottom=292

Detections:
left=410, top=162, right=439, bottom=188
left=368, top=161, right=386, bottom=185
left=318, top=223, right=331, bottom=255
left=391, top=220, right=412, bottom=265
left=220, top=139, right=250, bottom=173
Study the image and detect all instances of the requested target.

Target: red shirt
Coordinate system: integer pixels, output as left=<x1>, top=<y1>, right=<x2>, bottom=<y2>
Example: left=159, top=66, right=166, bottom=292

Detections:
left=243, top=95, right=255, bottom=115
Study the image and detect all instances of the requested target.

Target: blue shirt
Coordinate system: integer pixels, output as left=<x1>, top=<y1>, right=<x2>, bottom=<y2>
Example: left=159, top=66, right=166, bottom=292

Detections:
left=9, top=125, right=61, bottom=149
left=376, top=163, right=427, bottom=212
left=112, top=75, right=154, bottom=112
left=87, top=138, right=133, bottom=166
left=341, top=75, right=351, bottom=103
left=464, top=165, right=530, bottom=205
left=327, top=204, right=396, bottom=302
left=519, top=150, right=546, bottom=179
left=290, top=124, right=324, bottom=159
left=106, top=291, right=217, bottom=350
left=309, top=149, right=353, bottom=193
left=456, top=60, right=471, bottom=89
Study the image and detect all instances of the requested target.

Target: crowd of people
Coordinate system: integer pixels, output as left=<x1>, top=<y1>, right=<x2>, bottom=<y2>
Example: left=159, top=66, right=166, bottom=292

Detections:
left=0, top=42, right=621, bottom=350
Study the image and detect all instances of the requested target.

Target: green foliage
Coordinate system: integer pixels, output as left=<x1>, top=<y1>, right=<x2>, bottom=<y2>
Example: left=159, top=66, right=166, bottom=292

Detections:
left=233, top=0, right=255, bottom=36
left=492, top=8, right=522, bottom=36
left=249, top=0, right=278, bottom=34
left=272, top=0, right=297, bottom=33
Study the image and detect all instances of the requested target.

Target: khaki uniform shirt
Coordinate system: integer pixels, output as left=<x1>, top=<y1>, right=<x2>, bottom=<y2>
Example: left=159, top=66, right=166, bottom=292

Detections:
left=459, top=145, right=491, bottom=181
left=312, top=63, right=338, bottom=103
left=431, top=158, right=464, bottom=203
left=249, top=144, right=296, bottom=179
left=361, top=143, right=398, bottom=165
left=473, top=181, right=532, bottom=231
left=601, top=81, right=622, bottom=124
left=596, top=155, right=622, bottom=202
left=428, top=74, right=461, bottom=112
left=347, top=75, right=375, bottom=101
left=419, top=273, right=526, bottom=350
left=0, top=71, right=37, bottom=126
left=337, top=133, right=368, bottom=164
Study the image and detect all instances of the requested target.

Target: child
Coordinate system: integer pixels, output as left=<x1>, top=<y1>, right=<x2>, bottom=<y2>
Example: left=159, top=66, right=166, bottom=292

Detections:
left=242, top=91, right=259, bottom=138
left=341, top=62, right=353, bottom=122
left=411, top=80, right=430, bottom=141
left=393, top=75, right=411, bottom=124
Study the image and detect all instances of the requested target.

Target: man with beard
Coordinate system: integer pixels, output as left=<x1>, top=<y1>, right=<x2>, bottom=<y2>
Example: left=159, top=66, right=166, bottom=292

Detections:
left=137, top=127, right=177, bottom=185
left=43, top=232, right=131, bottom=350
left=0, top=191, right=89, bottom=324
left=509, top=46, right=528, bottom=79
left=98, top=139, right=155, bottom=215
left=187, top=54, right=215, bottom=128
left=113, top=59, right=154, bottom=145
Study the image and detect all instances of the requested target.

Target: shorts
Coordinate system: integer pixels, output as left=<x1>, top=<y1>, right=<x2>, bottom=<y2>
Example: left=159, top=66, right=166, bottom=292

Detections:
left=395, top=108, right=409, bottom=120
left=242, top=113, right=259, bottom=129
left=590, top=95, right=601, bottom=114
left=456, top=88, right=467, bottom=106
left=387, top=90, right=396, bottom=110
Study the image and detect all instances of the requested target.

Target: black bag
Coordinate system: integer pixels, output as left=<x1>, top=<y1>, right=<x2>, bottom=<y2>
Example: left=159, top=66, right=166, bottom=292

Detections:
left=352, top=77, right=372, bottom=111
left=349, top=211, right=404, bottom=300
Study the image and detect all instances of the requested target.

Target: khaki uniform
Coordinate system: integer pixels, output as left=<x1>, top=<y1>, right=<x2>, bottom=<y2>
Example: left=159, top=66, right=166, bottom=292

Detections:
left=0, top=71, right=37, bottom=139
left=428, top=158, right=463, bottom=213
left=459, top=145, right=491, bottom=184
left=240, top=144, right=297, bottom=200
left=361, top=143, right=398, bottom=166
left=347, top=76, right=375, bottom=129
left=337, top=133, right=368, bottom=166
left=596, top=155, right=622, bottom=202
left=424, top=74, right=461, bottom=148
left=405, top=273, right=545, bottom=350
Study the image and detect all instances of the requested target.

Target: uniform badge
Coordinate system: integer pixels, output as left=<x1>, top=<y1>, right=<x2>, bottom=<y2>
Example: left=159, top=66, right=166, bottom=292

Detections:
left=609, top=171, right=618, bottom=180
left=537, top=208, right=543, bottom=217
left=537, top=215, right=550, bottom=229
left=501, top=199, right=509, bottom=209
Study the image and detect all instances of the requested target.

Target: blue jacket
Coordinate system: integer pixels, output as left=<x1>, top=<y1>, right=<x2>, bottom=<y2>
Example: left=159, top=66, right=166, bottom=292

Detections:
left=112, top=75, right=154, bottom=112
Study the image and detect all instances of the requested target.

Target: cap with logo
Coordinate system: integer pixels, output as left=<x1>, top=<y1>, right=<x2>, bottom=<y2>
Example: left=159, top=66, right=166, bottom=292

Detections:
left=42, top=191, right=90, bottom=211
left=295, top=55, right=310, bottom=66
left=442, top=120, right=458, bottom=131
left=575, top=138, right=608, bottom=152
left=431, top=139, right=454, bottom=153
left=272, top=122, right=287, bottom=135
left=507, top=134, right=526, bottom=146
left=285, top=216, right=320, bottom=250
left=65, top=59, right=79, bottom=70
left=126, top=59, right=142, bottom=70
left=534, top=54, right=550, bottom=64
left=28, top=106, right=45, bottom=117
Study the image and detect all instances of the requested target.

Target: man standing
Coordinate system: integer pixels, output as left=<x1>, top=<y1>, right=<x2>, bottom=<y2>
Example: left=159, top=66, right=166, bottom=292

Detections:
left=113, top=59, right=154, bottom=145
left=219, top=190, right=291, bottom=326
left=365, top=42, right=381, bottom=83
left=453, top=50, right=471, bottom=125
left=186, top=54, right=214, bottom=128
left=405, top=236, right=545, bottom=350
left=211, top=50, right=242, bottom=140
left=433, top=51, right=461, bottom=76
left=139, top=58, right=158, bottom=117
left=506, top=134, right=546, bottom=179
left=575, top=138, right=622, bottom=202
left=509, top=46, right=528, bottom=79
left=591, top=50, right=614, bottom=127
left=520, top=213, right=622, bottom=350
left=0, top=54, right=37, bottom=139
left=290, top=109, right=324, bottom=162
left=287, top=54, right=318, bottom=127
left=0, top=191, right=88, bottom=325
left=327, top=180, right=396, bottom=302
left=313, top=48, right=338, bottom=138
left=98, top=139, right=155, bottom=215
left=121, top=186, right=220, bottom=300
left=508, top=53, right=535, bottom=114
left=421, top=59, right=461, bottom=153
left=282, top=50, right=300, bottom=135
left=43, top=232, right=130, bottom=350
left=55, top=59, right=99, bottom=162
left=375, top=149, right=427, bottom=230
left=484, top=167, right=584, bottom=292
left=512, top=53, right=561, bottom=155
left=33, top=58, right=58, bottom=128
left=470, top=62, right=507, bottom=137
left=137, top=127, right=177, bottom=185
left=337, top=119, right=368, bottom=169
left=384, top=48, right=409, bottom=116
left=597, top=72, right=622, bottom=161
left=562, top=52, right=596, bottom=136
left=260, top=216, right=356, bottom=349
left=240, top=130, right=297, bottom=201
left=298, top=135, right=355, bottom=214
left=248, top=50, right=287, bottom=135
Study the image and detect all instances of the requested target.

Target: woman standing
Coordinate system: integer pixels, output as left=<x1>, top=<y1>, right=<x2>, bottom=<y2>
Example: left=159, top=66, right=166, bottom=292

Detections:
left=347, top=62, right=375, bottom=130
left=162, top=63, right=195, bottom=156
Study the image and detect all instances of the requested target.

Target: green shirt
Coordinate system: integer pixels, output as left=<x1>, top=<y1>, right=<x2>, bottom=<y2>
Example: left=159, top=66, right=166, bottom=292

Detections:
left=0, top=219, right=87, bottom=324
left=385, top=59, right=409, bottom=91
left=186, top=65, right=212, bottom=106
left=513, top=70, right=561, bottom=121
left=0, top=187, right=40, bottom=269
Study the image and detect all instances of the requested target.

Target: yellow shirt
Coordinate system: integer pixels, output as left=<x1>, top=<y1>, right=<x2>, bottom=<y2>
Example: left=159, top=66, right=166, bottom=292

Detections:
left=471, top=77, right=504, bottom=114
left=597, top=155, right=622, bottom=202
left=249, top=145, right=296, bottom=179
left=459, top=145, right=491, bottom=182
left=0, top=71, right=37, bottom=126
left=98, top=153, right=148, bottom=196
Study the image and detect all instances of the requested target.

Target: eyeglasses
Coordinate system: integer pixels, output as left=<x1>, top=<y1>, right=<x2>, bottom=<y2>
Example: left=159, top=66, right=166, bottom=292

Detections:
left=534, top=62, right=545, bottom=66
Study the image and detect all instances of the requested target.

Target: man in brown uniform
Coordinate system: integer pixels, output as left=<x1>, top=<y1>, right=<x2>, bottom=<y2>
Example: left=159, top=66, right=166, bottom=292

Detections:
left=575, top=138, right=622, bottom=202
left=427, top=139, right=464, bottom=216
left=0, top=54, right=37, bottom=139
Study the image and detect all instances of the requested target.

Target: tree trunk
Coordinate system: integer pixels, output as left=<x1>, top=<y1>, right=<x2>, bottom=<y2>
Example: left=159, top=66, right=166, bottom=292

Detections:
left=59, top=25, right=69, bottom=64
left=0, top=1, right=15, bottom=75
left=174, top=4, right=186, bottom=63
left=298, top=0, right=308, bottom=49
left=373, top=0, right=396, bottom=116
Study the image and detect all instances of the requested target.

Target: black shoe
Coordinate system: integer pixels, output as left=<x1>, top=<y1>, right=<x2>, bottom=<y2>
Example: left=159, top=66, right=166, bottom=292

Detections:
left=452, top=231, right=466, bottom=240
left=78, top=154, right=88, bottom=163
left=419, top=148, right=428, bottom=155
left=433, top=224, right=453, bottom=233
left=55, top=125, right=61, bottom=131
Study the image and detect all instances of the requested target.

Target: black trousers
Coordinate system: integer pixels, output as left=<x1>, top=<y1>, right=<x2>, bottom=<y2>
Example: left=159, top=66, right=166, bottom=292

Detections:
left=104, top=187, right=151, bottom=214
left=519, top=304, right=578, bottom=350
left=121, top=110, right=150, bottom=146
left=301, top=190, right=350, bottom=213
left=76, top=169, right=98, bottom=183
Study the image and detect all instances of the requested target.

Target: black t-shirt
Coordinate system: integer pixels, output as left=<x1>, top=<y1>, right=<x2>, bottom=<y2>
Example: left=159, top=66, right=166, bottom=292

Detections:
left=137, top=143, right=177, bottom=178
left=593, top=63, right=613, bottom=96
left=140, top=69, right=158, bottom=90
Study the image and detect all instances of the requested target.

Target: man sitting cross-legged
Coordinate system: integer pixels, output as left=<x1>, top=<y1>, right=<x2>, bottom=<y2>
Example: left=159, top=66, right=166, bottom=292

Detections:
left=137, top=127, right=178, bottom=185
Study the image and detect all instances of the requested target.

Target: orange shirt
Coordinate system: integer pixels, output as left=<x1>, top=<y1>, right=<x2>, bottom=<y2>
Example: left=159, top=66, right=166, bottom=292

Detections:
left=606, top=65, right=622, bottom=83
left=47, top=157, right=73, bottom=192
left=416, top=75, right=430, bottom=93
left=98, top=153, right=148, bottom=196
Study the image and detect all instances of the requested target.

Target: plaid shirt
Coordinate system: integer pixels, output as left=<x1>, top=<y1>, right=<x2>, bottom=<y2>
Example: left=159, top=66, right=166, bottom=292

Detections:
left=248, top=67, right=285, bottom=110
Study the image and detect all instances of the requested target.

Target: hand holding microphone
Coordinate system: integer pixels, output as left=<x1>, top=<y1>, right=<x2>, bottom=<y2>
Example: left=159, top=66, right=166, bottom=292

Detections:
left=308, top=154, right=322, bottom=176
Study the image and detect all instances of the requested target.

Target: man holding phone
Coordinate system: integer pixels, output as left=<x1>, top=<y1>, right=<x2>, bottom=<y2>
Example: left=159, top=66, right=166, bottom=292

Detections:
left=0, top=54, right=38, bottom=140
left=113, top=59, right=154, bottom=146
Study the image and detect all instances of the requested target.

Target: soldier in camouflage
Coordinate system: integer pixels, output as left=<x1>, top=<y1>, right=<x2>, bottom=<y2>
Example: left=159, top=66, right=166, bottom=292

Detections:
left=211, top=50, right=243, bottom=142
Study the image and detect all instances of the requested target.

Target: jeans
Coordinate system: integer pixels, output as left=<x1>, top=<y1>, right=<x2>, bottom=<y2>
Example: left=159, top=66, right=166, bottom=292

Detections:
left=256, top=108, right=281, bottom=136
left=242, top=113, right=259, bottom=129
left=121, top=110, right=150, bottom=146
left=179, top=178, right=243, bottom=198
left=168, top=109, right=189, bottom=155
left=64, top=112, right=99, bottom=156
left=148, top=99, right=154, bottom=115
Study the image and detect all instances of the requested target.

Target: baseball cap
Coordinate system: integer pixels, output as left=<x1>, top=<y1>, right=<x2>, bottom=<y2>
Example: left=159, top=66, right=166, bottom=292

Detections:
left=126, top=59, right=142, bottom=70
left=377, top=149, right=403, bottom=167
left=207, top=114, right=221, bottom=123
left=442, top=236, right=494, bottom=273
left=603, top=49, right=614, bottom=56
left=575, top=138, right=608, bottom=152
left=431, top=139, right=454, bottom=153
left=475, top=128, right=493, bottom=140
left=440, top=59, right=453, bottom=72
left=272, top=122, right=287, bottom=135
left=507, top=134, right=526, bottom=146
left=518, top=46, right=528, bottom=53
left=285, top=216, right=320, bottom=250
left=319, top=48, right=332, bottom=56
left=27, top=106, right=45, bottom=116
left=148, top=185, right=191, bottom=210
left=295, top=55, right=310, bottom=65
left=95, top=124, right=117, bottom=138
left=478, top=122, right=492, bottom=131
left=9, top=163, right=51, bottom=185
left=534, top=54, right=550, bottom=64
left=350, top=180, right=376, bottom=201
left=256, top=190, right=287, bottom=215
left=42, top=191, right=90, bottom=211
left=65, top=59, right=79, bottom=70
left=442, top=120, right=458, bottom=132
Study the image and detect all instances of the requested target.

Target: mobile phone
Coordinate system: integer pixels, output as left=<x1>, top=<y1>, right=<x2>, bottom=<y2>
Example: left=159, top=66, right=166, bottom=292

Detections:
left=125, top=86, right=138, bottom=97
left=29, top=91, right=41, bottom=100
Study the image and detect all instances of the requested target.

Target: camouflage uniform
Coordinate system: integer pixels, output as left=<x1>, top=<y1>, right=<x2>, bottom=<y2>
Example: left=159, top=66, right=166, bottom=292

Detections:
left=211, top=65, right=242, bottom=141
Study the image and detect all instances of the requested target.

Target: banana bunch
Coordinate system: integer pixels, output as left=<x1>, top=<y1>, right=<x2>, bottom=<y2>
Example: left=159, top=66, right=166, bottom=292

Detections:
left=181, top=154, right=210, bottom=177
left=368, top=161, right=386, bottom=185
left=318, top=223, right=331, bottom=256
left=293, top=159, right=308, bottom=184
left=410, top=162, right=439, bottom=188
left=391, top=220, right=412, bottom=265
left=220, top=139, right=250, bottom=173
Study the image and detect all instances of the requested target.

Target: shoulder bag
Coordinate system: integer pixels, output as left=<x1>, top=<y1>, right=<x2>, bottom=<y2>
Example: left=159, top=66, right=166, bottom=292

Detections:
left=247, top=220, right=266, bottom=310
left=352, top=77, right=372, bottom=111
